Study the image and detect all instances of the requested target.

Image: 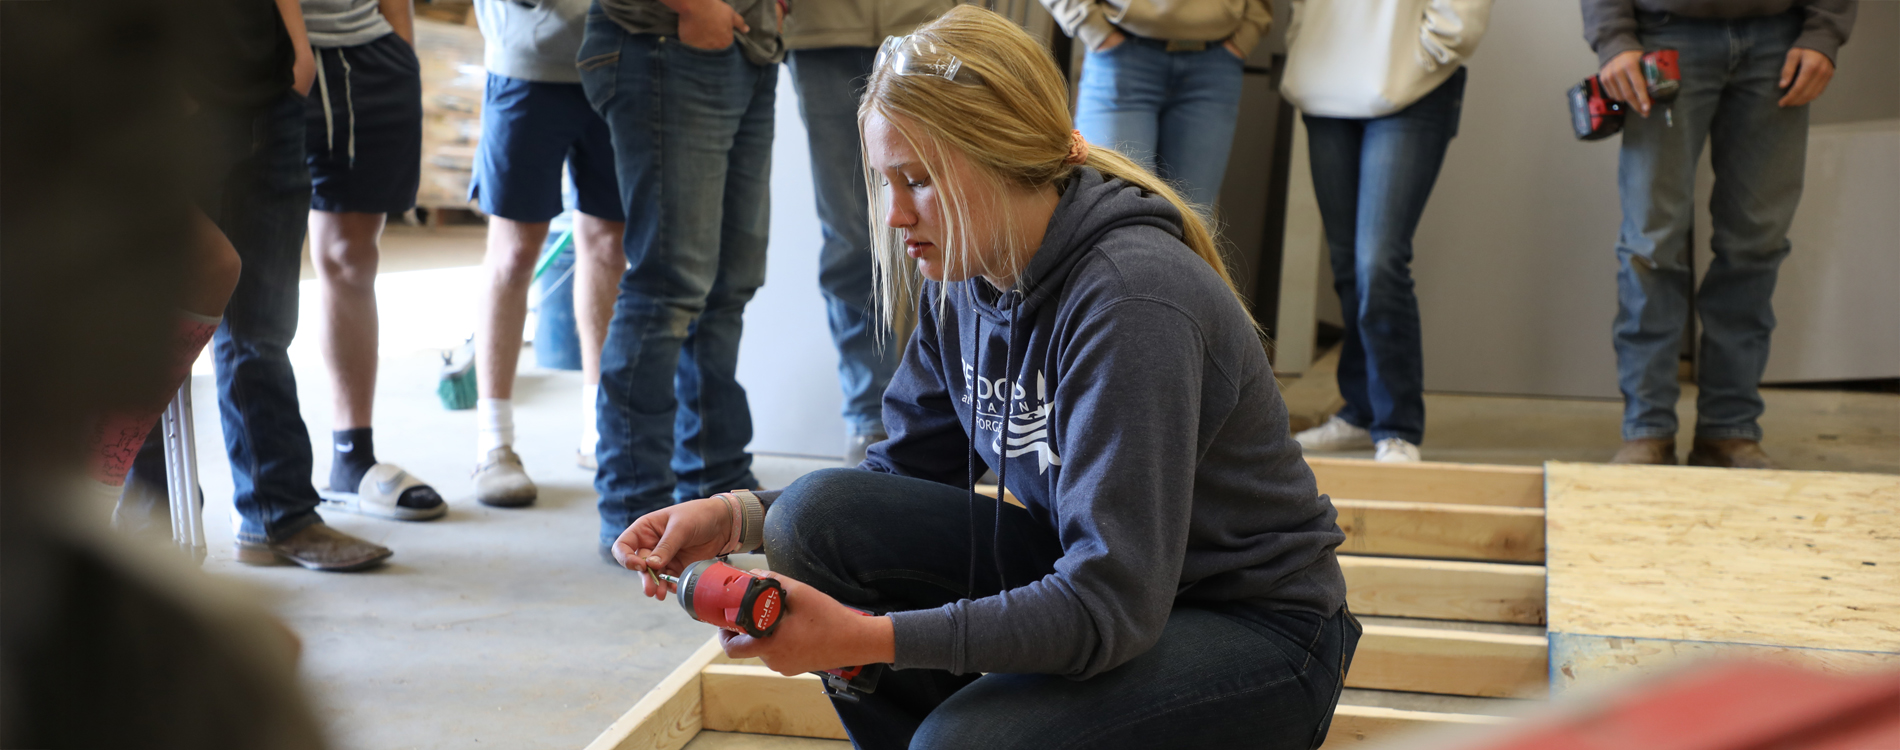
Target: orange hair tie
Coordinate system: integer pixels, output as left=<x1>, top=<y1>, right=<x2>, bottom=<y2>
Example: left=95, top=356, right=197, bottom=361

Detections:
left=1065, top=129, right=1090, bottom=165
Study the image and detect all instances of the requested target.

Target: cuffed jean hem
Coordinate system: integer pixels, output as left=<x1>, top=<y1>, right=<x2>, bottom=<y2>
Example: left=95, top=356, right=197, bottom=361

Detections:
left=236, top=511, right=324, bottom=546
left=1622, top=426, right=1678, bottom=442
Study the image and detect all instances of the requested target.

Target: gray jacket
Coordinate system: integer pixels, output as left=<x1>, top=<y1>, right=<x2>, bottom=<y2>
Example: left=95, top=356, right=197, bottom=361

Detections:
left=1581, top=0, right=1856, bottom=65
left=782, top=0, right=959, bottom=50
left=475, top=0, right=592, bottom=83
left=597, top=0, right=785, bottom=65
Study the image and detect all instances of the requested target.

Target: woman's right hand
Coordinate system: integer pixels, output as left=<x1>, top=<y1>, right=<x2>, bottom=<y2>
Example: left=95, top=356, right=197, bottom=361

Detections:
left=1094, top=29, right=1126, bottom=53
left=612, top=496, right=733, bottom=600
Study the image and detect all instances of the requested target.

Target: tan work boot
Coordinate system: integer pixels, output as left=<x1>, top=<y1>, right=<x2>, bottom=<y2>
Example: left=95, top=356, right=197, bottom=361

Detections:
left=236, top=522, right=392, bottom=571
left=1686, top=438, right=1776, bottom=469
left=475, top=446, right=538, bottom=507
left=1610, top=438, right=1676, bottom=465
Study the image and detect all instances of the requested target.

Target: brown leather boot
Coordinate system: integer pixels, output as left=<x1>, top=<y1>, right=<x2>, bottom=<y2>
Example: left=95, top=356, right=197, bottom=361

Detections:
left=1610, top=438, right=1676, bottom=465
left=1686, top=438, right=1776, bottom=469
left=236, top=522, right=392, bottom=571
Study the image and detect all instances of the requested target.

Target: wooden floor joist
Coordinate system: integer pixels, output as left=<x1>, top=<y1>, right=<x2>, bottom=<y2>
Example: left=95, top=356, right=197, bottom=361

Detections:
left=1348, top=625, right=1549, bottom=699
left=594, top=653, right=1521, bottom=750
left=1340, top=556, right=1546, bottom=625
left=1319, top=705, right=1512, bottom=748
left=1334, top=499, right=1546, bottom=563
left=1308, top=458, right=1545, bottom=508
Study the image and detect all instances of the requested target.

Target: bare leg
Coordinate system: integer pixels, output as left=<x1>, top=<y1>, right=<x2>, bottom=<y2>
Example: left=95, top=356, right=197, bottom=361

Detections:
left=572, top=212, right=627, bottom=388
left=309, top=210, right=386, bottom=430
left=477, top=216, right=549, bottom=402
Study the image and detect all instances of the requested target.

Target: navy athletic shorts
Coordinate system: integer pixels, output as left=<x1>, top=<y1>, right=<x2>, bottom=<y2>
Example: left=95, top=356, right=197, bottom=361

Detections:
left=470, top=73, right=623, bottom=223
left=304, top=33, right=422, bottom=214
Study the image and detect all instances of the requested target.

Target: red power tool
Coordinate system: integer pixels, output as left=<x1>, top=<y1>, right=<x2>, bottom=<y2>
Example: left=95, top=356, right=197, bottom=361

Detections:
left=656, top=559, right=882, bottom=701
left=1568, top=48, right=1681, bottom=139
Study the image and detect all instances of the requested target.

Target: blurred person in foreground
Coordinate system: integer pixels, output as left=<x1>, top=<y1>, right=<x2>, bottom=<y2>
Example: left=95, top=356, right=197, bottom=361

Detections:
left=1, top=0, right=331, bottom=746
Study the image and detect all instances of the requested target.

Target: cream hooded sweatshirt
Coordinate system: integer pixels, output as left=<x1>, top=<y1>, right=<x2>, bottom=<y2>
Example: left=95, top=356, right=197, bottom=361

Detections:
left=1280, top=0, right=1492, bottom=118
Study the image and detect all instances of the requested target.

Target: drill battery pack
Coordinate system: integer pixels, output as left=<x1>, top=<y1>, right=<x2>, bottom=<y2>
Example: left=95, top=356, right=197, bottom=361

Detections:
left=1567, top=75, right=1627, bottom=140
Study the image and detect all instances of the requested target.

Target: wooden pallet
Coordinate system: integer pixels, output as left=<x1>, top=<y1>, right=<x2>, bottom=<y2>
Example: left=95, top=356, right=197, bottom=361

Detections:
left=588, top=459, right=1544, bottom=749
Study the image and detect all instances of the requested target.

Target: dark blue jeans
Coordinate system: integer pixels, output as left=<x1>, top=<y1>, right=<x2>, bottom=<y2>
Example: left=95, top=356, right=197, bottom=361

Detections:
left=766, top=469, right=1360, bottom=750
left=580, top=17, right=772, bottom=546
left=788, top=47, right=901, bottom=439
left=1614, top=12, right=1806, bottom=443
left=127, top=91, right=324, bottom=544
left=1303, top=67, right=1466, bottom=445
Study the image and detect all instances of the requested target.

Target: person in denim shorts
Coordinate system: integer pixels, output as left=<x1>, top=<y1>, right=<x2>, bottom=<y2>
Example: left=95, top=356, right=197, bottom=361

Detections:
left=466, top=0, right=627, bottom=507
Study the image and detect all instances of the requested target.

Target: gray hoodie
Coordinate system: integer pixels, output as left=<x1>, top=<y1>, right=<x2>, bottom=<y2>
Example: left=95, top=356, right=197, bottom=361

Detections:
left=475, top=0, right=592, bottom=83
left=1580, top=0, right=1856, bottom=65
left=864, top=167, right=1348, bottom=678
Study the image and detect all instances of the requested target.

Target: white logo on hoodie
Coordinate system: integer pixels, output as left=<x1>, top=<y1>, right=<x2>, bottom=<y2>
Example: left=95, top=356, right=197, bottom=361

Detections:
left=964, top=361, right=1063, bottom=474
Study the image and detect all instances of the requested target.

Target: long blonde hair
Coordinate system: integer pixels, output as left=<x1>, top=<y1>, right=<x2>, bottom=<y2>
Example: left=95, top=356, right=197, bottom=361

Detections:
left=860, top=5, right=1244, bottom=336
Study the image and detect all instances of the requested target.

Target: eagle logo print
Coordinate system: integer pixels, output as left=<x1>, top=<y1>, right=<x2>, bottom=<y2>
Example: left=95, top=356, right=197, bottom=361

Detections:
left=965, top=362, right=1063, bottom=474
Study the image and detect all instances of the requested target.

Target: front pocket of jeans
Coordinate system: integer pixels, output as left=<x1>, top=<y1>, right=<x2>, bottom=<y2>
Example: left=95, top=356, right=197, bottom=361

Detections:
left=675, top=37, right=739, bottom=57
left=579, top=51, right=619, bottom=72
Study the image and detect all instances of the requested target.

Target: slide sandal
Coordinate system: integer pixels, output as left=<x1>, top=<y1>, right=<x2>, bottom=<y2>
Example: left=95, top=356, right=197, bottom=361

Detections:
left=318, top=463, right=447, bottom=521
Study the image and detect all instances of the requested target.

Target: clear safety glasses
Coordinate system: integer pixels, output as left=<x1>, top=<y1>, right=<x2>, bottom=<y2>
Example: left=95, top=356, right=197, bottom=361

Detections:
left=875, top=34, right=983, bottom=86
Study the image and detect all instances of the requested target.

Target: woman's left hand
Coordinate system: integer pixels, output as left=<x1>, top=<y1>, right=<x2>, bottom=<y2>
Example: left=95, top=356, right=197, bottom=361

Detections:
left=718, top=571, right=896, bottom=676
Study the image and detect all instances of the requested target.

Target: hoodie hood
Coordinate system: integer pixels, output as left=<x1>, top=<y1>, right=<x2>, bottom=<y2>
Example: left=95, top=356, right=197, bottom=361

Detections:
left=971, top=166, right=1187, bottom=323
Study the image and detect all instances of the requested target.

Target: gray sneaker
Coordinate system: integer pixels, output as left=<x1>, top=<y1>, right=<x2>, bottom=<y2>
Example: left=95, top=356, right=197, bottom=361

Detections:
left=844, top=431, right=887, bottom=467
left=474, top=447, right=538, bottom=507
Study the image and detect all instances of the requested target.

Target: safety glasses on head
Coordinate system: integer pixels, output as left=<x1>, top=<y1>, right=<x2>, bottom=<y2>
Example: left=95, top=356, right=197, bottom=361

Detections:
left=875, top=34, right=983, bottom=86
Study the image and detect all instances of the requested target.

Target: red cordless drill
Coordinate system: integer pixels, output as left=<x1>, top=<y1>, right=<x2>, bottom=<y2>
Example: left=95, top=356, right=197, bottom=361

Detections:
left=1568, top=48, right=1681, bottom=139
left=657, top=559, right=882, bottom=701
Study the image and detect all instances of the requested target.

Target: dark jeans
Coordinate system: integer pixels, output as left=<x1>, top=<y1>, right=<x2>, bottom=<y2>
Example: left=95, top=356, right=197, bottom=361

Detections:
left=788, top=47, right=900, bottom=438
left=1304, top=67, right=1466, bottom=445
left=580, top=18, right=772, bottom=546
left=1613, top=11, right=1806, bottom=442
left=126, top=92, right=323, bottom=544
left=766, top=469, right=1360, bottom=750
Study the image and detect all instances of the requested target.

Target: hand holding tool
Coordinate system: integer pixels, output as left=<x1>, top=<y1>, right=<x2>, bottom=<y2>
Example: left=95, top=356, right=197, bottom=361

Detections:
left=655, top=559, right=882, bottom=701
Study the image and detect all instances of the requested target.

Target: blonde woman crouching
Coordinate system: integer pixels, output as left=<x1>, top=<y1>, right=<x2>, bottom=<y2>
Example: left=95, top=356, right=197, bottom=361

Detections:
left=611, top=7, right=1357, bottom=748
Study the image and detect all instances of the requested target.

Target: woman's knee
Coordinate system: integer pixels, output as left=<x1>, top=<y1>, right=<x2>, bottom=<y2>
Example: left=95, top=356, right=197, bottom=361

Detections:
left=762, top=468, right=880, bottom=577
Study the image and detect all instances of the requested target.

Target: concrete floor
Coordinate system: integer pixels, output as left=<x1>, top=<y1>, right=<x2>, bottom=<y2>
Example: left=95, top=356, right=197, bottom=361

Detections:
left=172, top=225, right=1897, bottom=749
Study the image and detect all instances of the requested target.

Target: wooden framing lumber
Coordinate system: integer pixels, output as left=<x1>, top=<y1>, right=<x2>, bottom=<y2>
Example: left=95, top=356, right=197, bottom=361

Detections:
left=1319, top=705, right=1512, bottom=748
left=1335, top=499, right=1546, bottom=563
left=586, top=638, right=726, bottom=750
left=1340, top=556, right=1546, bottom=625
left=590, top=643, right=1522, bottom=749
left=701, top=666, right=849, bottom=740
left=1309, top=458, right=1544, bottom=508
left=1349, top=625, right=1549, bottom=699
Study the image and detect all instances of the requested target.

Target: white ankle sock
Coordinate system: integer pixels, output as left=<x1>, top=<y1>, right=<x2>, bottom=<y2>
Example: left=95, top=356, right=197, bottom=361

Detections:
left=478, top=398, right=514, bottom=458
left=580, top=384, right=600, bottom=455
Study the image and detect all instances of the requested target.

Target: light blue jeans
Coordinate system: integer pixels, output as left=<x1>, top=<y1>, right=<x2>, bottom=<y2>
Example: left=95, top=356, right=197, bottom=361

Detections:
left=1074, top=36, right=1245, bottom=211
left=789, top=47, right=900, bottom=439
left=580, top=17, right=773, bottom=545
left=1614, top=10, right=1807, bottom=442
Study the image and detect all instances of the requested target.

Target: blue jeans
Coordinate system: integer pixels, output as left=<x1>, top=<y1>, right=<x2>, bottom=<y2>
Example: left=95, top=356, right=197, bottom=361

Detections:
left=766, top=469, right=1360, bottom=750
left=789, top=47, right=900, bottom=438
left=128, top=92, right=324, bottom=544
left=1074, top=37, right=1245, bottom=211
left=1614, top=11, right=1806, bottom=443
left=1304, top=68, right=1466, bottom=446
left=580, top=18, right=772, bottom=545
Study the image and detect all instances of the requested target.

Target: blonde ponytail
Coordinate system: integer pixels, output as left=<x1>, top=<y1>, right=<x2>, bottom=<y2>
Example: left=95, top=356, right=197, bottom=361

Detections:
left=861, top=5, right=1249, bottom=336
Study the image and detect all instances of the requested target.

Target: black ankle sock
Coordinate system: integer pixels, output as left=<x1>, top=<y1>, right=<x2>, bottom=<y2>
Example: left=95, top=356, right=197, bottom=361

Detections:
left=330, top=428, right=376, bottom=493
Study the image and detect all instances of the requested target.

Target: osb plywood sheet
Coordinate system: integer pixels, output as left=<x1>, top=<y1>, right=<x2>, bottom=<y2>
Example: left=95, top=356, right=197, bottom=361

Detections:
left=1545, top=462, right=1900, bottom=653
left=1551, top=633, right=1900, bottom=693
